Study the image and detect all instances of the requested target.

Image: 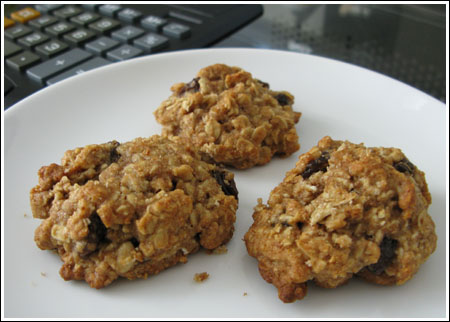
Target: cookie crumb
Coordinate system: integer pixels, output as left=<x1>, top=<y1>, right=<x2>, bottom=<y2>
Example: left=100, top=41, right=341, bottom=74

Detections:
left=40, top=272, right=47, bottom=277
left=194, top=272, right=209, bottom=282
left=243, top=292, right=248, bottom=296
left=213, top=245, right=228, bottom=254
left=24, top=213, right=28, bottom=218
left=206, top=245, right=228, bottom=255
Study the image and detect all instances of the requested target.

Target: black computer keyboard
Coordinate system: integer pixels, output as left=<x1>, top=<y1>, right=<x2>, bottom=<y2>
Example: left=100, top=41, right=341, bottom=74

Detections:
left=4, top=4, right=263, bottom=109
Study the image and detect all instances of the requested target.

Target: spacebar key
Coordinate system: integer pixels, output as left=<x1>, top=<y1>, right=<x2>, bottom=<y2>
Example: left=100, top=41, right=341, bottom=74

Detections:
left=27, top=48, right=92, bottom=84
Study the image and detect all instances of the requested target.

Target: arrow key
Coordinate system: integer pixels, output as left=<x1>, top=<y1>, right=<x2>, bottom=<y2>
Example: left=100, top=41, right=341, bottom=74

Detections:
left=6, top=51, right=41, bottom=71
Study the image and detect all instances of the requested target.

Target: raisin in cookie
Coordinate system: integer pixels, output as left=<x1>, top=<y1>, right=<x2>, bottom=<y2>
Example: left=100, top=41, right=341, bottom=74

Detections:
left=244, top=136, right=436, bottom=302
left=154, top=64, right=301, bottom=169
left=30, top=135, right=238, bottom=288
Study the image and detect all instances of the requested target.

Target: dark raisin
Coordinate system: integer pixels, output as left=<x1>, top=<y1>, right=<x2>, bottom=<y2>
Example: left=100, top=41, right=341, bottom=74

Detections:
left=130, top=237, right=139, bottom=248
left=256, top=79, right=269, bottom=88
left=393, top=158, right=415, bottom=175
left=367, top=236, right=398, bottom=275
left=109, top=141, right=121, bottom=163
left=296, top=222, right=303, bottom=229
left=194, top=232, right=201, bottom=242
left=87, top=212, right=107, bottom=245
left=392, top=204, right=402, bottom=215
left=179, top=77, right=200, bottom=96
left=301, top=152, right=330, bottom=179
left=171, top=178, right=178, bottom=191
left=274, top=93, right=291, bottom=106
left=211, top=169, right=238, bottom=200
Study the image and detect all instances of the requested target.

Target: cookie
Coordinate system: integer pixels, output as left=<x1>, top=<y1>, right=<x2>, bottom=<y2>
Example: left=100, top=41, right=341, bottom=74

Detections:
left=244, top=136, right=436, bottom=302
left=154, top=64, right=301, bottom=169
left=30, top=135, right=238, bottom=288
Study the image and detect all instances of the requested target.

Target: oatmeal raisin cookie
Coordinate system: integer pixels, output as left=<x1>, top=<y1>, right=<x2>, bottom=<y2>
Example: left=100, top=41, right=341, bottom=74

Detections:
left=154, top=64, right=301, bottom=169
left=244, top=136, right=436, bottom=302
left=30, top=135, right=238, bottom=288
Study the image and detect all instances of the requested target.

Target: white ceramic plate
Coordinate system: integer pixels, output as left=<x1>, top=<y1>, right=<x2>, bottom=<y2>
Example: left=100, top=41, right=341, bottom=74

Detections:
left=3, top=48, right=447, bottom=318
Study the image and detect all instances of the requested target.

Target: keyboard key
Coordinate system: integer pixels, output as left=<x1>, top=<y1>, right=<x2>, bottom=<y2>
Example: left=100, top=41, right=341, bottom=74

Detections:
left=53, top=5, right=83, bottom=19
left=134, top=33, right=169, bottom=53
left=85, top=36, right=120, bottom=55
left=4, top=17, right=15, bottom=29
left=70, top=12, right=100, bottom=26
left=34, top=4, right=63, bottom=13
left=10, top=7, right=41, bottom=24
left=81, top=4, right=99, bottom=11
left=111, top=26, right=144, bottom=43
left=6, top=51, right=41, bottom=71
left=28, top=15, right=58, bottom=29
left=45, top=21, right=75, bottom=36
left=117, top=8, right=142, bottom=23
left=88, top=17, right=120, bottom=33
left=162, top=22, right=191, bottom=39
left=99, top=4, right=122, bottom=17
left=5, top=40, right=22, bottom=57
left=47, top=57, right=111, bottom=85
left=4, top=75, right=15, bottom=95
left=141, top=15, right=167, bottom=31
left=5, top=24, right=32, bottom=40
left=107, top=44, right=142, bottom=61
left=27, top=48, right=92, bottom=84
left=63, top=28, right=96, bottom=45
left=35, top=39, right=69, bottom=57
left=18, top=32, right=49, bottom=48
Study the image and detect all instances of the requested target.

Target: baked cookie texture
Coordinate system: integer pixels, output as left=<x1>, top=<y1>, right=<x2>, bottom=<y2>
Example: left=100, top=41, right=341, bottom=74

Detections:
left=244, top=136, right=436, bottom=302
left=154, top=64, right=301, bottom=169
left=30, top=135, right=238, bottom=288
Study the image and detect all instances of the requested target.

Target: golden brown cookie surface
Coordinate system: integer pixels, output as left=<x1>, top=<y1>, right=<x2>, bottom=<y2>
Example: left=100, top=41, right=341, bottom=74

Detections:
left=31, top=135, right=238, bottom=288
left=244, top=136, right=436, bottom=302
left=154, top=64, right=301, bottom=169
